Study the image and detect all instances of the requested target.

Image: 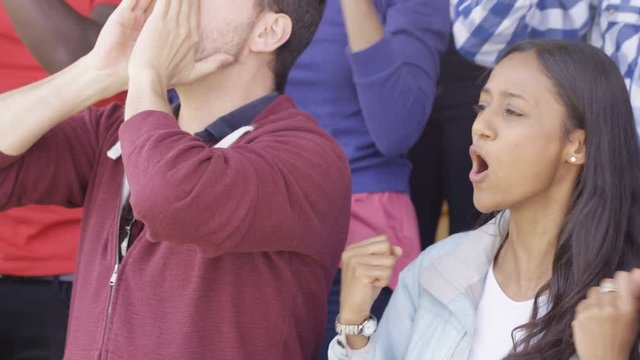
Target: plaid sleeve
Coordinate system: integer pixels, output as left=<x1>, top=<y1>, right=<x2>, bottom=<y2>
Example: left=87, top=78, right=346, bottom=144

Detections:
left=451, top=0, right=591, bottom=67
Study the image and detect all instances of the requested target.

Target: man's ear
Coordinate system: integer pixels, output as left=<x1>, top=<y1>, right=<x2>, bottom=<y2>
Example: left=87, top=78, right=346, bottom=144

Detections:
left=248, top=13, right=292, bottom=54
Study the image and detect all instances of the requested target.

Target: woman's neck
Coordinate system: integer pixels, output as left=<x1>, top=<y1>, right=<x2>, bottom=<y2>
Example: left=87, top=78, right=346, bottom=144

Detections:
left=493, top=186, right=573, bottom=301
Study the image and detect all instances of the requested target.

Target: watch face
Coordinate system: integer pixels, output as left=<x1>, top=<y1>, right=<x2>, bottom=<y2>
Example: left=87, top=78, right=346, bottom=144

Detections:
left=362, top=317, right=378, bottom=336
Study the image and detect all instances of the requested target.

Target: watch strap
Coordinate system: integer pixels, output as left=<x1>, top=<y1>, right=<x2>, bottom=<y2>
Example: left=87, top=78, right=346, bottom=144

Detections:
left=335, top=315, right=376, bottom=336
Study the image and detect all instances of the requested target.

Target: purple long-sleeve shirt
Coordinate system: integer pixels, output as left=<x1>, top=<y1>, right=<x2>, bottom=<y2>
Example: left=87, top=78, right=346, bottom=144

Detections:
left=287, top=0, right=450, bottom=194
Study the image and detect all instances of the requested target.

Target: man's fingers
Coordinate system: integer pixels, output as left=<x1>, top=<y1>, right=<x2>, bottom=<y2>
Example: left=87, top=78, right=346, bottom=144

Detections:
left=172, top=0, right=186, bottom=25
left=188, top=54, right=235, bottom=83
left=142, top=0, right=157, bottom=18
left=141, top=0, right=156, bottom=13
left=130, top=0, right=156, bottom=12
left=116, top=0, right=154, bottom=12
left=152, top=0, right=169, bottom=18
left=190, top=0, right=200, bottom=34
left=117, top=0, right=137, bottom=12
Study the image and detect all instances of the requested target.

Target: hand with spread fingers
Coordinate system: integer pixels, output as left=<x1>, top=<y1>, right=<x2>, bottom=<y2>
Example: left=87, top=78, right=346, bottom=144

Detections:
left=86, top=0, right=156, bottom=93
left=128, top=0, right=234, bottom=91
left=339, top=235, right=402, bottom=349
left=572, top=269, right=640, bottom=360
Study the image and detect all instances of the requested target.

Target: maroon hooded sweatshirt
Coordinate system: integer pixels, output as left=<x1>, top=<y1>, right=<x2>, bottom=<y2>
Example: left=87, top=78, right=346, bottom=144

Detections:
left=0, top=95, right=351, bottom=360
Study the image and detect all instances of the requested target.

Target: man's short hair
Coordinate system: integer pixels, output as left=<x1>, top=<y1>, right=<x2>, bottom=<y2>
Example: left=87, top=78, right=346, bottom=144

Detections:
left=261, top=0, right=326, bottom=93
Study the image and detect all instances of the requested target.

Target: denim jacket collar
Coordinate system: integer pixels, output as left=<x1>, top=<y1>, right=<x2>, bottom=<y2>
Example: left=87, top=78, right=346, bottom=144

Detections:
left=420, top=212, right=509, bottom=333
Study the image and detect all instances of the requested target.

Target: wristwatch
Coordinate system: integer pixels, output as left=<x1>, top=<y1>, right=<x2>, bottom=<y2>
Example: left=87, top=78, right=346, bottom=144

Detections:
left=335, top=315, right=378, bottom=337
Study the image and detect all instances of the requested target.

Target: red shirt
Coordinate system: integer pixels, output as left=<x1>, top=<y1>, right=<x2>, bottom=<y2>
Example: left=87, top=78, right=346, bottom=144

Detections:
left=0, top=98, right=351, bottom=359
left=0, top=0, right=120, bottom=276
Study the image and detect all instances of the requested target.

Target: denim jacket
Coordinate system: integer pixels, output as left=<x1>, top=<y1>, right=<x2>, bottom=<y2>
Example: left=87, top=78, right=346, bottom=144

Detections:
left=328, top=213, right=579, bottom=360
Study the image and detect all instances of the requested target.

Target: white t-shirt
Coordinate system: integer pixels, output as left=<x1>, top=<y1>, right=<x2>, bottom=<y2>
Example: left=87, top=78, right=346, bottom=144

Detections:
left=467, top=264, right=534, bottom=360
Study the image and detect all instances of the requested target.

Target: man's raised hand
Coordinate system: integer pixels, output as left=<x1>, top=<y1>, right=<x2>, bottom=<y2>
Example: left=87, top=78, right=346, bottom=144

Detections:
left=127, top=0, right=234, bottom=91
left=86, top=0, right=156, bottom=93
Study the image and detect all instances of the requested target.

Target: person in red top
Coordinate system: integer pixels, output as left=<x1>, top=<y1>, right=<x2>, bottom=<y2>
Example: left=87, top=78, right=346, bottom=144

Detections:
left=0, top=0, right=350, bottom=359
left=0, top=1, right=119, bottom=358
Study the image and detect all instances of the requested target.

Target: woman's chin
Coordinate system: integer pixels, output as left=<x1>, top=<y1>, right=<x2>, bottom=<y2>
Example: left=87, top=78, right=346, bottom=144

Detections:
left=472, top=195, right=502, bottom=214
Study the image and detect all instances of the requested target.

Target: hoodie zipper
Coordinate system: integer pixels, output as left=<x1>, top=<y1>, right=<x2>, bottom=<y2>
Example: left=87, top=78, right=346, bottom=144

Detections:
left=98, top=176, right=129, bottom=357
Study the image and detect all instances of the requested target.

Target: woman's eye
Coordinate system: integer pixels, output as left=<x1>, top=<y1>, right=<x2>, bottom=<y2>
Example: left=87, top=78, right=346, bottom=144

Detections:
left=505, top=108, right=524, bottom=117
left=473, top=104, right=487, bottom=113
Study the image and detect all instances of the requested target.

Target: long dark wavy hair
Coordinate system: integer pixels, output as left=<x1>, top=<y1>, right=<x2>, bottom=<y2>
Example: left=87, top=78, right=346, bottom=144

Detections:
left=487, top=40, right=640, bottom=359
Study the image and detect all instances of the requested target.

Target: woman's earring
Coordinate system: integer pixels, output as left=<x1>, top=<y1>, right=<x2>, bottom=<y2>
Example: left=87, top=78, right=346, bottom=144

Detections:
left=570, top=155, right=578, bottom=163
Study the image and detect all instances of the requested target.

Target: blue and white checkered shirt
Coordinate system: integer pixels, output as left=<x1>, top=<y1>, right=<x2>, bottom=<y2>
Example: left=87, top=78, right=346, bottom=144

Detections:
left=452, top=0, right=640, bottom=136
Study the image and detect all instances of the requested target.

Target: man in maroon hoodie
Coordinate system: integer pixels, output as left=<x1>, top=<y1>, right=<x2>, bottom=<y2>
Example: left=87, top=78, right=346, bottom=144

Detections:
left=0, top=0, right=351, bottom=359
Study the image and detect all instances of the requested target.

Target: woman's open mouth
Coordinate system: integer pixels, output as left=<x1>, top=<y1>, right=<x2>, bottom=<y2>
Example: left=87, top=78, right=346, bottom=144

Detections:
left=469, top=145, right=490, bottom=183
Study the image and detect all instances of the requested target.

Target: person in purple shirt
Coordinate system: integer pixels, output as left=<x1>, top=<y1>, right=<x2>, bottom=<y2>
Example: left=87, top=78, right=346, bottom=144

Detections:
left=286, top=0, right=450, bottom=358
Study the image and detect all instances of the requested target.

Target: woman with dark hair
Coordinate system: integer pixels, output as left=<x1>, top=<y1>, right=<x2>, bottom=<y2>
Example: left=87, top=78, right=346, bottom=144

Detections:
left=328, top=39, right=640, bottom=360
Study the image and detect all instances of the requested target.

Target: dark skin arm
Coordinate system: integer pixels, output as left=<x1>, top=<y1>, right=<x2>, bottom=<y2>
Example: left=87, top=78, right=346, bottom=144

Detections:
left=3, top=1, right=117, bottom=73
